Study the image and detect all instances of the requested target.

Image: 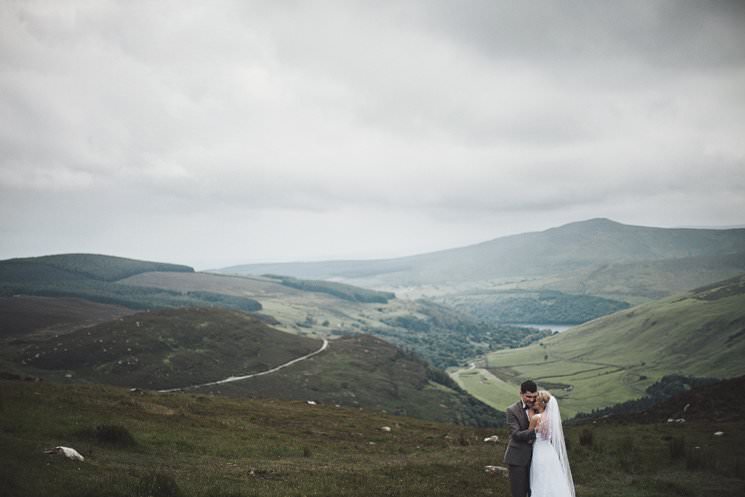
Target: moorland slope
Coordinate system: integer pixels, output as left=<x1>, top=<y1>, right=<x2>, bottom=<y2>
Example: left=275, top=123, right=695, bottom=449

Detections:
left=2, top=378, right=743, bottom=497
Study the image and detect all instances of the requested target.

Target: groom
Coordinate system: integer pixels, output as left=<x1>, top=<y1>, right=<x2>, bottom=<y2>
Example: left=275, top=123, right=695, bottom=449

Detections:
left=504, top=380, right=538, bottom=497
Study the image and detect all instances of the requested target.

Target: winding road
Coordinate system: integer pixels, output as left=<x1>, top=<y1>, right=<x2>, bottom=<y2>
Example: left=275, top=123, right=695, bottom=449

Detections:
left=157, top=338, right=329, bottom=393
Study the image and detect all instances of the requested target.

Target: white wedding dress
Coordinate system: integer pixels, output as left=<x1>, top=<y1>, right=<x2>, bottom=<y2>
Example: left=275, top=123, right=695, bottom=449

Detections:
left=529, top=398, right=575, bottom=497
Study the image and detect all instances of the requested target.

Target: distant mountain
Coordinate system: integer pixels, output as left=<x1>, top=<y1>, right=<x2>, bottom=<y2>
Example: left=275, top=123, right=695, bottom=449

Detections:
left=472, top=273, right=745, bottom=416
left=0, top=253, right=260, bottom=312
left=1, top=307, right=501, bottom=426
left=218, top=219, right=745, bottom=297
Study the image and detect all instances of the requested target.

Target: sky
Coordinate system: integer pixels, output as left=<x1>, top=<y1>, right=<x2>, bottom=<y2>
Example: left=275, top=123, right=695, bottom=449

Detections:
left=2, top=0, right=745, bottom=270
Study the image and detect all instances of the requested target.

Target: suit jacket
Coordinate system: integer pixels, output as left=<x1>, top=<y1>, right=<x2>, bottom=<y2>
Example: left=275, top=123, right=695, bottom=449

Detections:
left=503, top=401, right=536, bottom=466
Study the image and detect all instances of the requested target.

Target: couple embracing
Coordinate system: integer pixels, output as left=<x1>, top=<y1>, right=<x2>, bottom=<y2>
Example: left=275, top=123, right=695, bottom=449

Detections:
left=504, top=380, right=575, bottom=497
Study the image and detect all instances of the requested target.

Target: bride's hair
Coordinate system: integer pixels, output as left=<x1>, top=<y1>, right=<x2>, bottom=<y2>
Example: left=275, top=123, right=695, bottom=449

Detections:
left=536, top=390, right=552, bottom=438
left=536, top=390, right=551, bottom=405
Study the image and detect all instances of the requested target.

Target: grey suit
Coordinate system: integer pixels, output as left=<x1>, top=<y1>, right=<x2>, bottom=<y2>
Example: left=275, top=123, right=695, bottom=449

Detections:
left=503, top=401, right=536, bottom=497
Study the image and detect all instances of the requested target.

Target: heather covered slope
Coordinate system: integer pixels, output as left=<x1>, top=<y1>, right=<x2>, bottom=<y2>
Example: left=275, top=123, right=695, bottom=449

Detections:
left=0, top=295, right=135, bottom=338
left=0, top=307, right=501, bottom=426
left=2, top=308, right=320, bottom=390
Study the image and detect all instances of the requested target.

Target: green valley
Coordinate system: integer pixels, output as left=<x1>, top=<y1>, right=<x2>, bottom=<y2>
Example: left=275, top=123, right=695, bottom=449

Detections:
left=453, top=274, right=745, bottom=416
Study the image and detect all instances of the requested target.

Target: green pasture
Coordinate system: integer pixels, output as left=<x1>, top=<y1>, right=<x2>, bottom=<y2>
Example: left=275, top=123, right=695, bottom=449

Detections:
left=459, top=285, right=745, bottom=416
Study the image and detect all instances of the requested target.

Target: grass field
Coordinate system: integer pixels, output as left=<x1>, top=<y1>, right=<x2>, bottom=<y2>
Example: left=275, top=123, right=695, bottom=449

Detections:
left=454, top=276, right=745, bottom=417
left=450, top=367, right=517, bottom=411
left=1, top=380, right=743, bottom=497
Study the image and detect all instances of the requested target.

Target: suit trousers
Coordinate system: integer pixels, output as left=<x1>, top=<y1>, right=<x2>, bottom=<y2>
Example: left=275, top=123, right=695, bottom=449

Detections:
left=508, top=463, right=530, bottom=497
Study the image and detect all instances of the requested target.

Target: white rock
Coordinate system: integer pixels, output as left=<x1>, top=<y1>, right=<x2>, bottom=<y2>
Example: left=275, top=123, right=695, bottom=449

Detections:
left=714, top=431, right=724, bottom=436
left=306, top=400, right=317, bottom=406
left=484, top=465, right=508, bottom=475
left=45, top=446, right=84, bottom=462
left=381, top=426, right=392, bottom=432
left=483, top=435, right=499, bottom=443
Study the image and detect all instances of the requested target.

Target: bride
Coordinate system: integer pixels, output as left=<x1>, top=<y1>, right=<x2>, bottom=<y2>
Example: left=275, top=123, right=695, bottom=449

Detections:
left=527, top=390, right=575, bottom=497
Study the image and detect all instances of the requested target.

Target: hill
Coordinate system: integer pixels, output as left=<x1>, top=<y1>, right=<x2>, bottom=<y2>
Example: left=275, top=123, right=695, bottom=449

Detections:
left=0, top=254, right=261, bottom=312
left=2, top=379, right=744, bottom=497
left=452, top=274, right=745, bottom=416
left=0, top=307, right=500, bottom=426
left=2, top=308, right=320, bottom=390
left=5, top=253, right=194, bottom=281
left=263, top=274, right=396, bottom=303
left=193, top=333, right=500, bottom=426
left=218, top=219, right=745, bottom=293
left=0, top=295, right=135, bottom=338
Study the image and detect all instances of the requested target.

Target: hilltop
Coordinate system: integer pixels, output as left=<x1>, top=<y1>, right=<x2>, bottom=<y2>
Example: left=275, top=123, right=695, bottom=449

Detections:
left=453, top=273, right=745, bottom=416
left=4, top=253, right=194, bottom=281
left=0, top=254, right=260, bottom=311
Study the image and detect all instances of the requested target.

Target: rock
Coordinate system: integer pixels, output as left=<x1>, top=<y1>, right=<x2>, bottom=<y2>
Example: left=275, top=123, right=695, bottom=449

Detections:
left=44, top=446, right=84, bottom=462
left=306, top=400, right=317, bottom=406
left=381, top=426, right=392, bottom=432
left=714, top=431, right=724, bottom=436
left=484, top=465, right=508, bottom=476
left=483, top=435, right=499, bottom=443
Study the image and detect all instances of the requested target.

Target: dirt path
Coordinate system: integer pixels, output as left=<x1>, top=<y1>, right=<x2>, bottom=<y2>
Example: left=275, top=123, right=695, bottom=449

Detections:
left=157, top=338, right=329, bottom=393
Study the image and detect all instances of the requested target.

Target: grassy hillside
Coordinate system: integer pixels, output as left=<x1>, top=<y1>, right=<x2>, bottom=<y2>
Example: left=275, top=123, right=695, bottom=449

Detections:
left=194, top=333, right=501, bottom=427
left=453, top=274, right=745, bottom=416
left=264, top=274, right=396, bottom=303
left=543, top=251, right=745, bottom=301
left=1, top=379, right=743, bottom=497
left=2, top=308, right=321, bottom=391
left=0, top=307, right=500, bottom=426
left=0, top=255, right=261, bottom=312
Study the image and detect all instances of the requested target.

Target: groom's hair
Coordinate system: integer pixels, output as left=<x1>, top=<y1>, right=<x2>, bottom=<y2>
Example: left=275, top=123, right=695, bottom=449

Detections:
left=520, top=380, right=537, bottom=393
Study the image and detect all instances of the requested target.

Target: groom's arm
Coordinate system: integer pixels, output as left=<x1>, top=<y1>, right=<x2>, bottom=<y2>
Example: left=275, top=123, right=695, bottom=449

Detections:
left=506, top=408, right=536, bottom=443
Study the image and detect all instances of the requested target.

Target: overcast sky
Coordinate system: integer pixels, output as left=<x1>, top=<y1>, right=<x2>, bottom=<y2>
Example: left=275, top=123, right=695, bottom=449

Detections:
left=2, top=1, right=744, bottom=270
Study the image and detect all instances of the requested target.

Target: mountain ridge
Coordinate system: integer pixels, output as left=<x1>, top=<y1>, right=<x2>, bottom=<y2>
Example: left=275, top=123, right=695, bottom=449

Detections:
left=216, top=219, right=745, bottom=291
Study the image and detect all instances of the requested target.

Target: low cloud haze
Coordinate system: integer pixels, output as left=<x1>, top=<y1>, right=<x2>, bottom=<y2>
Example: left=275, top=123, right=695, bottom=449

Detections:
left=2, top=1, right=744, bottom=269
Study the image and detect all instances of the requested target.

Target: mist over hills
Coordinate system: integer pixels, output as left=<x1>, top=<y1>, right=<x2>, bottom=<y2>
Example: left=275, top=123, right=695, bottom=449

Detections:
left=217, top=219, right=745, bottom=298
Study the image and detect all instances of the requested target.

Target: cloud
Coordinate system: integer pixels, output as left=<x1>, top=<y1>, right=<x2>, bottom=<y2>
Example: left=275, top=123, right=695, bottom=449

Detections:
left=1, top=1, right=744, bottom=266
